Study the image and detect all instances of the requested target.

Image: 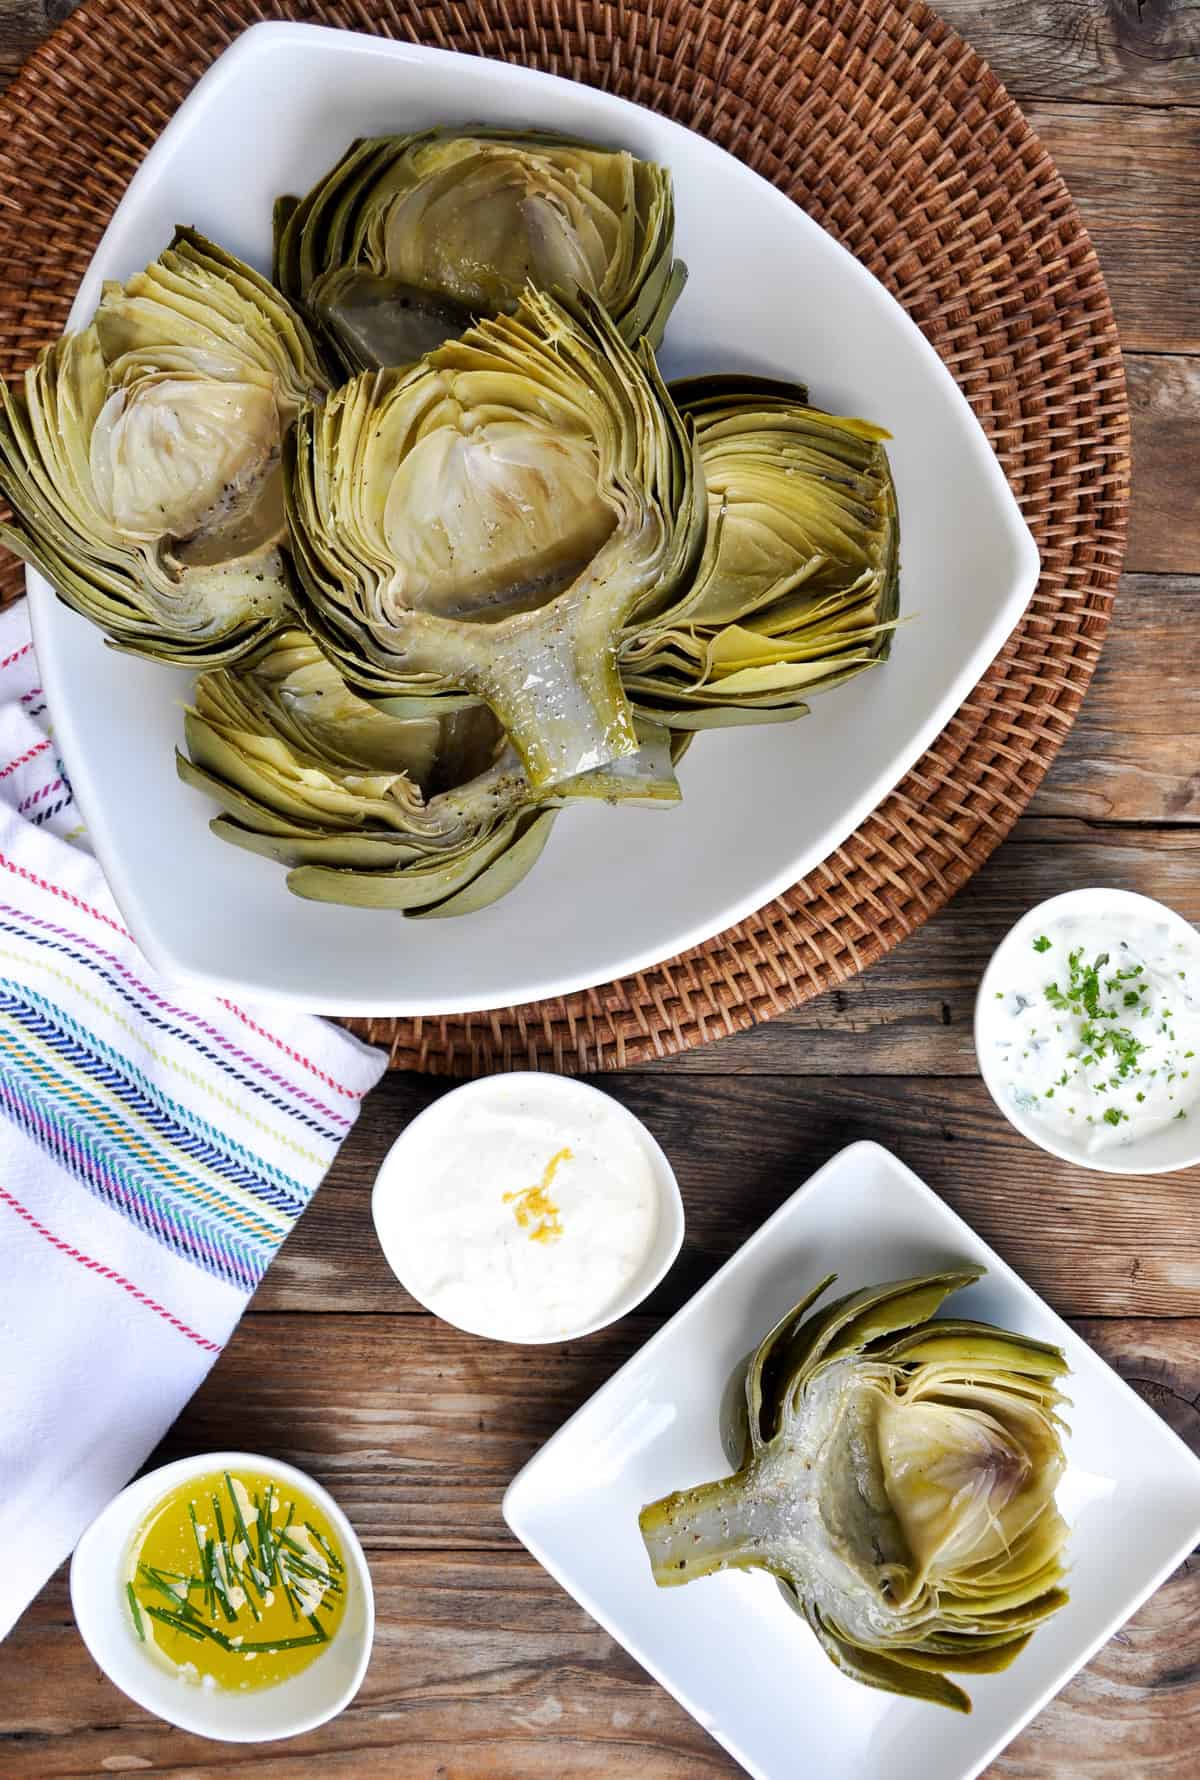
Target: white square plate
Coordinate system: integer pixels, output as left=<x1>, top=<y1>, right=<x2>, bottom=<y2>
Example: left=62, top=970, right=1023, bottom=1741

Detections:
left=30, top=23, right=1039, bottom=1014
left=503, top=1141, right=1200, bottom=1780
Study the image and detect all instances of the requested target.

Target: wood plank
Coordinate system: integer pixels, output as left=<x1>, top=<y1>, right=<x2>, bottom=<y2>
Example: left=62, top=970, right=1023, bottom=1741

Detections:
left=1022, top=101, right=1200, bottom=356
left=1125, top=356, right=1200, bottom=573
left=934, top=0, right=1200, bottom=107
left=0, top=2, right=77, bottom=85
left=1031, top=574, right=1200, bottom=820
left=261, top=1067, right=1200, bottom=1318
left=4, top=1552, right=1197, bottom=1779
left=2, top=1318, right=1197, bottom=1778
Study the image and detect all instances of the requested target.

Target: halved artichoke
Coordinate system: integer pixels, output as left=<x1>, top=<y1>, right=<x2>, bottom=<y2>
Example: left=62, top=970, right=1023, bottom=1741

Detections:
left=179, top=630, right=683, bottom=915
left=274, top=128, right=686, bottom=372
left=620, top=375, right=901, bottom=729
left=285, top=287, right=704, bottom=794
left=639, top=1267, right=1070, bottom=1713
left=0, top=229, right=330, bottom=667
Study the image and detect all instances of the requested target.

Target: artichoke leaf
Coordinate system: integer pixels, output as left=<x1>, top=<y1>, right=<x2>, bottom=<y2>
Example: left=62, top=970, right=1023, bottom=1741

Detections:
left=409, top=808, right=559, bottom=918
left=180, top=630, right=563, bottom=916
left=618, top=374, right=900, bottom=730
left=287, top=810, right=530, bottom=911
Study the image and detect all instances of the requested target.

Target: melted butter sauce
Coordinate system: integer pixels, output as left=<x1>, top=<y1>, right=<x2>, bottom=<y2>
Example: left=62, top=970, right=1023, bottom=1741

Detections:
left=124, top=1468, right=347, bottom=1692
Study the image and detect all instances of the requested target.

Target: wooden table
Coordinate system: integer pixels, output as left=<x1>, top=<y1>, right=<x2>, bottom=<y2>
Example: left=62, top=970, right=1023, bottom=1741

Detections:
left=2, top=2, right=1199, bottom=1774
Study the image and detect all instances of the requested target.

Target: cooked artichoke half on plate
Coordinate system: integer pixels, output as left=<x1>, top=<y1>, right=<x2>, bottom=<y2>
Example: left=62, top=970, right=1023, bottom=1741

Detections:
left=620, top=375, right=901, bottom=730
left=274, top=127, right=686, bottom=372
left=179, top=630, right=686, bottom=915
left=0, top=229, right=330, bottom=667
left=285, top=285, right=705, bottom=796
left=639, top=1266, right=1071, bottom=1713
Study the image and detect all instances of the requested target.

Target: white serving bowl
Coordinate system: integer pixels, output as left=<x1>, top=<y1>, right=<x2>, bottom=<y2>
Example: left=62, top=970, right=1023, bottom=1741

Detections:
left=70, top=1450, right=374, bottom=1742
left=974, top=886, right=1200, bottom=1175
left=371, top=1073, right=684, bottom=1342
left=29, top=20, right=1039, bottom=1014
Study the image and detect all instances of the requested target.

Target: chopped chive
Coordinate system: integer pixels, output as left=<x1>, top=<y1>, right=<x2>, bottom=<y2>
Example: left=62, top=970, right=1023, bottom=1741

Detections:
left=143, top=1604, right=211, bottom=1645
left=225, top=1471, right=255, bottom=1562
left=210, top=1495, right=231, bottom=1574
left=306, top=1613, right=328, bottom=1642
left=305, top=1525, right=344, bottom=1574
left=126, top=1581, right=145, bottom=1641
left=237, top=1631, right=327, bottom=1653
left=136, top=1564, right=194, bottom=1614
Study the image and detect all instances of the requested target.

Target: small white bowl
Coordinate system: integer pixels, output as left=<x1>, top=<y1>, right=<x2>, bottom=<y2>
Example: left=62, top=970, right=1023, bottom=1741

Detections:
left=70, top=1450, right=374, bottom=1742
left=974, top=886, right=1200, bottom=1175
left=371, top=1072, right=685, bottom=1343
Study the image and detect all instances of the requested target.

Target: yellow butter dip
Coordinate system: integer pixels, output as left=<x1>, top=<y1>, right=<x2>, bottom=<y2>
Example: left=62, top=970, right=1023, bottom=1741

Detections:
left=123, top=1468, right=347, bottom=1691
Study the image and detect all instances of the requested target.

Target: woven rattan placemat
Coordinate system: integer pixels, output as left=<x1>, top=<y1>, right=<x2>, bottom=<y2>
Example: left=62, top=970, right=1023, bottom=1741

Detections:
left=0, top=0, right=1129, bottom=1075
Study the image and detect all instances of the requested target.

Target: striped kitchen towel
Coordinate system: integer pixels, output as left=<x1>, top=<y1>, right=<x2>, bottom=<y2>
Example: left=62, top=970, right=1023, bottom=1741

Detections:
left=0, top=600, right=388, bottom=1639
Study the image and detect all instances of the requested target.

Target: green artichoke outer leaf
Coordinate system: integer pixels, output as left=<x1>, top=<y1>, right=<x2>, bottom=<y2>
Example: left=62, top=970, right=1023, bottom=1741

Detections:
left=285, top=808, right=542, bottom=913
left=408, top=807, right=559, bottom=918
left=285, top=287, right=705, bottom=794
left=638, top=1267, right=1071, bottom=1713
left=273, top=127, right=687, bottom=373
left=179, top=628, right=569, bottom=917
left=0, top=229, right=330, bottom=666
left=620, top=374, right=901, bottom=730
left=802, top=1604, right=973, bottom=1713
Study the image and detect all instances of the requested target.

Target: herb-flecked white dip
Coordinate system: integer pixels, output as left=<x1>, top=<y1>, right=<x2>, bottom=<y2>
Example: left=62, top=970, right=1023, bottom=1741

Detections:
left=977, top=908, right=1200, bottom=1154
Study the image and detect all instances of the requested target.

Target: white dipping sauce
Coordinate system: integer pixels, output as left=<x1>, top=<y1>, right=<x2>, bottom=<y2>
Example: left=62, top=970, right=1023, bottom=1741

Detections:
left=978, top=904, right=1200, bottom=1154
left=373, top=1076, right=661, bottom=1341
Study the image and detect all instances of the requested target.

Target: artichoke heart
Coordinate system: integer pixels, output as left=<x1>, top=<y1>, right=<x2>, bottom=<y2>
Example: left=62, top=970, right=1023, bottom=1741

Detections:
left=639, top=1267, right=1070, bottom=1713
left=0, top=228, right=330, bottom=667
left=621, top=375, right=901, bottom=729
left=285, top=287, right=704, bottom=794
left=274, top=127, right=686, bottom=372
left=179, top=629, right=683, bottom=916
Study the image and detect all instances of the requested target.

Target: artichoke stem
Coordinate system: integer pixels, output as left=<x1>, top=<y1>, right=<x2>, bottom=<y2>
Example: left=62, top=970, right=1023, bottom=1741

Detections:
left=481, top=619, right=639, bottom=794
left=638, top=1470, right=764, bottom=1587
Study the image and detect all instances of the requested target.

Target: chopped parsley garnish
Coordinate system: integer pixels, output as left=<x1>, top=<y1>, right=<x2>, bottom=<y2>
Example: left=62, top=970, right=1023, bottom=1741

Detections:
left=1033, top=935, right=1052, bottom=953
left=1103, top=1106, right=1127, bottom=1127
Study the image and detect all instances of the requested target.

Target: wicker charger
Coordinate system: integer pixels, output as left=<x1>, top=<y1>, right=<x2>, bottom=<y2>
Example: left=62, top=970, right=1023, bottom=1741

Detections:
left=0, top=0, right=1129, bottom=1074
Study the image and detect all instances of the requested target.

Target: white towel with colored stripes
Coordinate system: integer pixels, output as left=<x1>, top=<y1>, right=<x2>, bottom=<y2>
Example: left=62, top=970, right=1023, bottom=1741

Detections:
left=0, top=600, right=388, bottom=1639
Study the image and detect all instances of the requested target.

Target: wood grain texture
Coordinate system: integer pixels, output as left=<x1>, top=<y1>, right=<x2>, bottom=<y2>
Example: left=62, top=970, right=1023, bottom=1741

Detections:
left=2, top=1318, right=1197, bottom=1779
left=1031, top=576, right=1200, bottom=819
left=934, top=0, right=1200, bottom=105
left=0, top=0, right=76, bottom=81
left=1125, top=357, right=1200, bottom=573
left=1024, top=100, right=1200, bottom=356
